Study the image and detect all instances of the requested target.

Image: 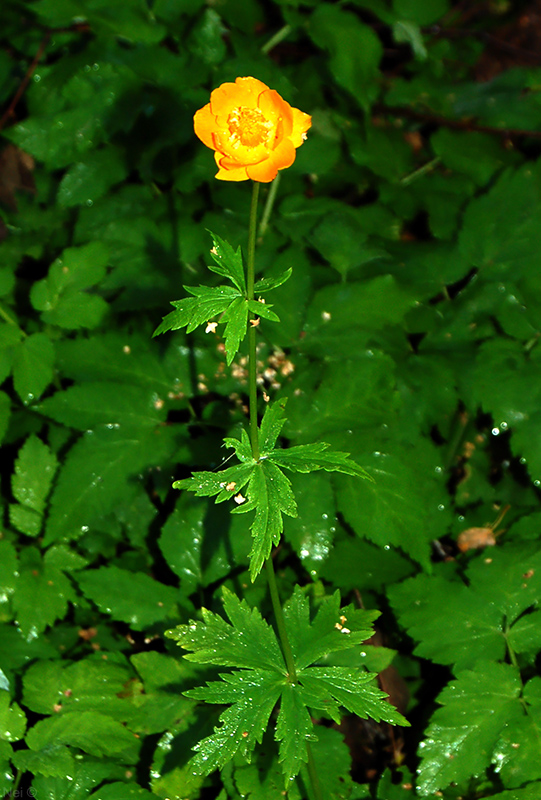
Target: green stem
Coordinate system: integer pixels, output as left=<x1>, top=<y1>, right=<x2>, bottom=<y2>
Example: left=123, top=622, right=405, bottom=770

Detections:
left=0, top=302, right=23, bottom=331
left=261, top=24, right=292, bottom=55
left=265, top=556, right=297, bottom=679
left=247, top=180, right=260, bottom=459
left=258, top=173, right=281, bottom=238
left=245, top=179, right=321, bottom=800
left=306, top=743, right=325, bottom=800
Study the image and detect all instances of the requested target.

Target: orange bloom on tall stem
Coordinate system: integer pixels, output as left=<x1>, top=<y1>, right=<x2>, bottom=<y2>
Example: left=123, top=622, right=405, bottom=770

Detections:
left=194, top=77, right=312, bottom=182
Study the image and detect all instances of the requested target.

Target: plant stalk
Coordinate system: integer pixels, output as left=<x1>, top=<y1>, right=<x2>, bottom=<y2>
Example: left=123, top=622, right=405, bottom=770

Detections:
left=246, top=179, right=321, bottom=800
left=247, top=180, right=260, bottom=460
left=306, top=743, right=325, bottom=800
left=265, top=556, right=297, bottom=680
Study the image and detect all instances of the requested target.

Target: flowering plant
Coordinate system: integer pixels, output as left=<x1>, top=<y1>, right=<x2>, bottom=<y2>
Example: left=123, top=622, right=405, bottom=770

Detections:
left=155, top=77, right=407, bottom=799
left=193, top=76, right=312, bottom=181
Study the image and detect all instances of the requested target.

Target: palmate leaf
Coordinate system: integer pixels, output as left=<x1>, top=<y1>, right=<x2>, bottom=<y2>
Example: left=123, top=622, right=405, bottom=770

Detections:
left=388, top=542, right=541, bottom=671
left=260, top=400, right=371, bottom=480
left=234, top=461, right=298, bottom=581
left=154, top=285, right=278, bottom=365
left=268, top=442, right=372, bottom=479
left=167, top=588, right=408, bottom=785
left=168, top=588, right=285, bottom=672
left=175, top=401, right=372, bottom=580
left=283, top=587, right=380, bottom=671
left=186, top=671, right=284, bottom=774
left=416, top=661, right=523, bottom=796
left=152, top=285, right=237, bottom=336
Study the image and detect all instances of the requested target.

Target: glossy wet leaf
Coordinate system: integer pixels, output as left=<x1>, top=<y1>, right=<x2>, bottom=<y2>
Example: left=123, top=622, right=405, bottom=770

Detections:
left=9, top=434, right=57, bottom=536
left=30, top=242, right=109, bottom=329
left=12, top=332, right=55, bottom=404
left=0, top=693, right=26, bottom=742
left=388, top=573, right=505, bottom=670
left=335, top=453, right=433, bottom=570
left=168, top=587, right=407, bottom=783
left=78, top=566, right=180, bottom=631
left=416, top=662, right=522, bottom=796
left=45, top=425, right=177, bottom=545
left=38, top=381, right=167, bottom=431
left=24, top=711, right=140, bottom=763
left=12, top=547, right=76, bottom=638
left=31, top=761, right=127, bottom=800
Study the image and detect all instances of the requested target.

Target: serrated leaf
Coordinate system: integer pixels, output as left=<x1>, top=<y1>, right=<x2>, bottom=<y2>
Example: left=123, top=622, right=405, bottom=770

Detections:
left=45, top=425, right=175, bottom=545
left=10, top=434, right=58, bottom=536
left=30, top=242, right=109, bottom=329
left=268, top=442, right=372, bottom=479
left=388, top=574, right=505, bottom=671
left=56, top=332, right=175, bottom=393
left=168, top=586, right=403, bottom=783
left=237, top=461, right=298, bottom=582
left=173, top=462, right=255, bottom=503
left=168, top=587, right=285, bottom=672
left=221, top=294, right=249, bottom=365
left=417, top=662, right=522, bottom=796
left=254, top=268, right=292, bottom=293
left=246, top=299, right=280, bottom=322
left=13, top=743, right=74, bottom=779
left=493, top=712, right=541, bottom=789
left=390, top=543, right=541, bottom=671
left=57, top=146, right=128, bottom=208
left=335, top=453, right=433, bottom=570
left=299, top=667, right=408, bottom=726
left=208, top=232, right=246, bottom=293
left=25, top=711, right=140, bottom=762
left=78, top=566, right=180, bottom=631
left=13, top=332, right=55, bottom=404
left=0, top=693, right=26, bottom=742
left=31, top=760, right=127, bottom=800
left=13, top=547, right=76, bottom=637
left=23, top=656, right=132, bottom=717
left=275, top=683, right=315, bottom=781
left=186, top=671, right=284, bottom=774
left=259, top=398, right=288, bottom=453
left=153, top=285, right=237, bottom=337
left=283, top=588, right=379, bottom=671
left=38, top=381, right=166, bottom=431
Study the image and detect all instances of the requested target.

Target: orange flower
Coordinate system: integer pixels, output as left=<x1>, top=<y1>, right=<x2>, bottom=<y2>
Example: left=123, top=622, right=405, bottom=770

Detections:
left=194, top=77, right=312, bottom=182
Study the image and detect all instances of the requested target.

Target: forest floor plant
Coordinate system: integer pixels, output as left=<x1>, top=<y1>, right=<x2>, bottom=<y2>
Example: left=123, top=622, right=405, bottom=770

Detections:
left=154, top=76, right=409, bottom=799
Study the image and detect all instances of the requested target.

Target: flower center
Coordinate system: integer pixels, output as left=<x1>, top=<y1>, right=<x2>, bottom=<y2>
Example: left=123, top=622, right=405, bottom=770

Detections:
left=227, top=107, right=273, bottom=148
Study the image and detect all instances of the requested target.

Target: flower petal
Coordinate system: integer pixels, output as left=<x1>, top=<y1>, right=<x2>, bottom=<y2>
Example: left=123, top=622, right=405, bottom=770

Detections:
left=194, top=104, right=218, bottom=150
left=258, top=90, right=293, bottom=137
left=213, top=129, right=271, bottom=165
left=210, top=76, right=269, bottom=117
left=193, top=77, right=310, bottom=181
left=290, top=108, right=312, bottom=148
left=246, top=138, right=296, bottom=182
left=214, top=152, right=249, bottom=181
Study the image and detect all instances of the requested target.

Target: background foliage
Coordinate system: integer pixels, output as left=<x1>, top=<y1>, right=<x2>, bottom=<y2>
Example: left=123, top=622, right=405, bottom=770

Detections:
left=1, top=0, right=541, bottom=797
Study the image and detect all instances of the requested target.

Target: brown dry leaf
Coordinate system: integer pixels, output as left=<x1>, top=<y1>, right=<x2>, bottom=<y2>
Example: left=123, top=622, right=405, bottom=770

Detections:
left=0, top=144, right=35, bottom=210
